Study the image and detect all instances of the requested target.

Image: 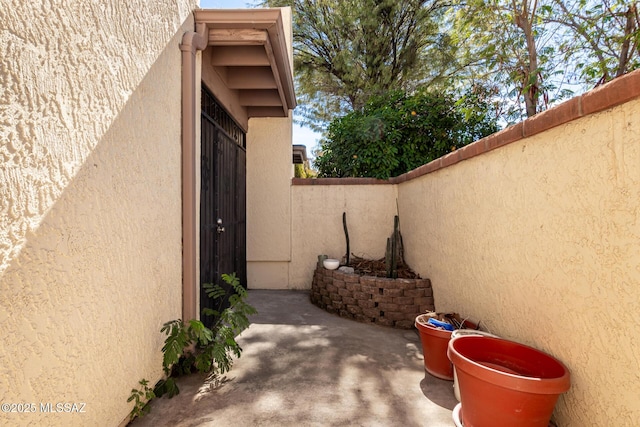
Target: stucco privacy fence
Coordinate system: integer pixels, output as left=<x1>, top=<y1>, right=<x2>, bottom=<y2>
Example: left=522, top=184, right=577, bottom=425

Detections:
left=291, top=69, right=640, bottom=426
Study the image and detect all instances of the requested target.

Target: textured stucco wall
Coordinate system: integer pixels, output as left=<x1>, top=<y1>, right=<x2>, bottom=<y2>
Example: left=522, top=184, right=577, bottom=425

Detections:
left=0, top=1, right=196, bottom=426
left=398, top=99, right=640, bottom=426
left=289, top=185, right=398, bottom=288
left=246, top=114, right=293, bottom=288
left=245, top=7, right=294, bottom=289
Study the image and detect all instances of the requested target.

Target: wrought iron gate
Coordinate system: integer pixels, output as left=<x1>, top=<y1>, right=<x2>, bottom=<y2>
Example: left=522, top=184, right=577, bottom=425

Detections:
left=200, top=86, right=247, bottom=326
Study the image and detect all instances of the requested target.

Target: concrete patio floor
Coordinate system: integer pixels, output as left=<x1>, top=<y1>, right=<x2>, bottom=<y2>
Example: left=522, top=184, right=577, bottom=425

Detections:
left=130, top=290, right=458, bottom=427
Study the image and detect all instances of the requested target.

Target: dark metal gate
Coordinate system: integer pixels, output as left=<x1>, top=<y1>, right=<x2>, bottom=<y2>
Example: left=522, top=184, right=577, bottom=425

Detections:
left=200, top=86, right=247, bottom=326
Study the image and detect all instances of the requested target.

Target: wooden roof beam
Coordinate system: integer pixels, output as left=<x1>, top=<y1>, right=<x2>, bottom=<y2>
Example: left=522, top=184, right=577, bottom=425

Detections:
left=208, top=28, right=267, bottom=46
left=239, top=89, right=282, bottom=107
left=209, top=46, right=270, bottom=67
left=226, top=67, right=277, bottom=89
left=247, top=106, right=288, bottom=117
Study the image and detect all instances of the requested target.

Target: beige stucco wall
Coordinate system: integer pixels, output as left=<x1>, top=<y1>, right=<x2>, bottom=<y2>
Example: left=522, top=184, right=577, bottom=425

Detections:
left=0, top=1, right=196, bottom=426
left=245, top=7, right=294, bottom=289
left=398, top=99, right=640, bottom=425
left=246, top=114, right=294, bottom=288
left=289, top=185, right=398, bottom=288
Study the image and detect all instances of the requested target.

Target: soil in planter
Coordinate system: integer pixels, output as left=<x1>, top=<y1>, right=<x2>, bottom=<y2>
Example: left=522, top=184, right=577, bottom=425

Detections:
left=348, top=255, right=420, bottom=279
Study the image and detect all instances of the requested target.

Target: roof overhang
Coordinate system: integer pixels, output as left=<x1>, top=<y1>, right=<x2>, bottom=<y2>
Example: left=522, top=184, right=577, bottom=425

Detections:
left=292, top=144, right=308, bottom=164
left=195, top=9, right=297, bottom=119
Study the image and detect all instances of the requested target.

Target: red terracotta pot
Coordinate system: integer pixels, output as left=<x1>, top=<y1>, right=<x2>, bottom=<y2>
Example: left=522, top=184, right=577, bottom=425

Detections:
left=415, top=315, right=477, bottom=380
left=448, top=336, right=570, bottom=427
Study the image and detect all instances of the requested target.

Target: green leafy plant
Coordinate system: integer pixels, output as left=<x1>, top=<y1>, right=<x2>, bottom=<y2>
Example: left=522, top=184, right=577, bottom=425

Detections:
left=127, top=379, right=155, bottom=420
left=315, top=89, right=498, bottom=179
left=127, top=273, right=256, bottom=421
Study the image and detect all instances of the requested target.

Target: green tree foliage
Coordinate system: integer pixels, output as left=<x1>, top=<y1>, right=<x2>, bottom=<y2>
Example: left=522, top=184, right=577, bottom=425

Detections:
left=258, top=0, right=638, bottom=175
left=450, top=0, right=557, bottom=120
left=450, top=0, right=639, bottom=121
left=261, top=0, right=637, bottom=126
left=542, top=0, right=639, bottom=87
left=314, top=89, right=498, bottom=179
left=261, top=0, right=454, bottom=129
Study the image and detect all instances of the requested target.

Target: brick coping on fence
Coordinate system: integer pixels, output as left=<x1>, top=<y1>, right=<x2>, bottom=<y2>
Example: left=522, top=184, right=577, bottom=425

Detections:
left=310, top=266, right=435, bottom=329
left=292, top=69, right=640, bottom=187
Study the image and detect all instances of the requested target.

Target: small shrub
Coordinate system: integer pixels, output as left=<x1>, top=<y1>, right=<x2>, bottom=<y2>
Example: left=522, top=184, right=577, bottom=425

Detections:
left=127, top=379, right=155, bottom=420
left=127, top=273, right=256, bottom=421
left=315, top=89, right=498, bottom=179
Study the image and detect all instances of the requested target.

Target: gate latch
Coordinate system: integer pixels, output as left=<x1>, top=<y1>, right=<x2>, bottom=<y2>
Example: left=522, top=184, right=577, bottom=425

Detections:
left=216, top=218, right=225, bottom=234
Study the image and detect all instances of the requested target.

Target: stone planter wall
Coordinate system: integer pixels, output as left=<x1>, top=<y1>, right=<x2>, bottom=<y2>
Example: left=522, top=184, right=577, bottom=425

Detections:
left=310, top=266, right=435, bottom=329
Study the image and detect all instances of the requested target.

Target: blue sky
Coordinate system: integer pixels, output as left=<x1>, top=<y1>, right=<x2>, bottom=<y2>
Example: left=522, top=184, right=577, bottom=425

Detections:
left=199, top=0, right=322, bottom=157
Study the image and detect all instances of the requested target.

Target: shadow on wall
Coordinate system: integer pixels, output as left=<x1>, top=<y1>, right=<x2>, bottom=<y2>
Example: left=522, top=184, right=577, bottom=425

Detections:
left=0, top=18, right=190, bottom=426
